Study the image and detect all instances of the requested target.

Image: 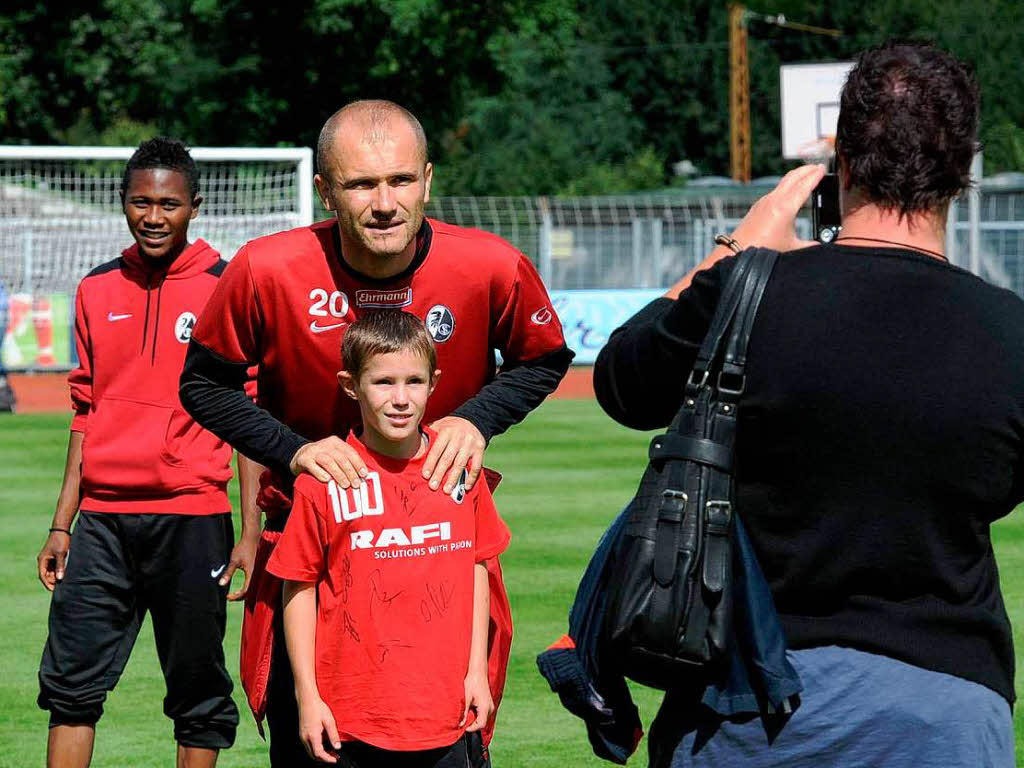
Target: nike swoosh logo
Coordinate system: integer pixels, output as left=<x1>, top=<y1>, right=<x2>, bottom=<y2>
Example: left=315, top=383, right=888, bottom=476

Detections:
left=107, top=312, right=133, bottom=322
left=310, top=320, right=346, bottom=333
left=210, top=564, right=226, bottom=578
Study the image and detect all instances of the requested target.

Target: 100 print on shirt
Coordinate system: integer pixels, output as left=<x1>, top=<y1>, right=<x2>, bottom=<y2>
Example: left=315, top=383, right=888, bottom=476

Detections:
left=325, top=476, right=471, bottom=559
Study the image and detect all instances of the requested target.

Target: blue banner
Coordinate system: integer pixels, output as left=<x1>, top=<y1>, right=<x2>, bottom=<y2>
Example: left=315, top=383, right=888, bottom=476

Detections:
left=551, top=289, right=664, bottom=365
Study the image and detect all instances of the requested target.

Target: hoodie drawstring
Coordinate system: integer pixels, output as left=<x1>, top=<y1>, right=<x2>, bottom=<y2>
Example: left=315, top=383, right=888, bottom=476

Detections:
left=151, top=279, right=163, bottom=365
left=128, top=241, right=208, bottom=362
left=139, top=275, right=164, bottom=365
left=141, top=278, right=153, bottom=356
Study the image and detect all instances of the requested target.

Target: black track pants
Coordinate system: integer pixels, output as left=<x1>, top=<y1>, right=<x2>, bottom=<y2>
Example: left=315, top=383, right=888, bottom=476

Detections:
left=335, top=735, right=472, bottom=767
left=38, top=511, right=239, bottom=749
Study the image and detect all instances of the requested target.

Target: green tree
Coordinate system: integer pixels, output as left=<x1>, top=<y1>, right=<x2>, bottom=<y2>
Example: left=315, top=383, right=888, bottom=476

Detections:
left=1, top=0, right=1022, bottom=188
left=438, top=3, right=647, bottom=195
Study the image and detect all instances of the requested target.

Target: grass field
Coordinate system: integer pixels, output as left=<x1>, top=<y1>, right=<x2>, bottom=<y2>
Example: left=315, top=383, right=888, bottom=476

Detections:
left=2, top=401, right=1022, bottom=766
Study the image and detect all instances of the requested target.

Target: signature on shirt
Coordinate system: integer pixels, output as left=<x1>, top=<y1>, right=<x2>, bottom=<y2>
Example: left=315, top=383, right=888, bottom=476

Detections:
left=369, top=569, right=404, bottom=611
left=375, top=639, right=414, bottom=666
left=420, top=580, right=455, bottom=623
left=340, top=554, right=353, bottom=604
left=342, top=610, right=360, bottom=643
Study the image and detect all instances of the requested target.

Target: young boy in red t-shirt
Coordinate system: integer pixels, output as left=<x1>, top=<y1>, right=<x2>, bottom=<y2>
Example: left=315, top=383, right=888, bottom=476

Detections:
left=266, top=311, right=510, bottom=767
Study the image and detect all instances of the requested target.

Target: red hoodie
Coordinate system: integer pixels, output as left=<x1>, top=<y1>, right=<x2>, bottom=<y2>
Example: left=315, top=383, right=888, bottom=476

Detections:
left=69, top=239, right=233, bottom=514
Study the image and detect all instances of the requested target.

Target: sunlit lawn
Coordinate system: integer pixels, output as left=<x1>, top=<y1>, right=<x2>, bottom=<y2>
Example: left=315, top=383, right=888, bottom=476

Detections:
left=2, top=402, right=1021, bottom=766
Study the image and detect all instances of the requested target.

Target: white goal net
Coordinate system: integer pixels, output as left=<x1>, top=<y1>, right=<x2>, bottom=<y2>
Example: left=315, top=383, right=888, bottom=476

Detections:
left=0, top=146, right=312, bottom=370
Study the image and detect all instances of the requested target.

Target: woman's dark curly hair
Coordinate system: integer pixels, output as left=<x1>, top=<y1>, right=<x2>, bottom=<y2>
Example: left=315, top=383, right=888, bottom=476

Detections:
left=836, top=40, right=979, bottom=217
left=120, top=137, right=200, bottom=200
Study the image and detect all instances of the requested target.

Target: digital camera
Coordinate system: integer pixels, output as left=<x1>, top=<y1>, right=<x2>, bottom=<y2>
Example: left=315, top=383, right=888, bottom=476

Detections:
left=811, top=171, right=842, bottom=244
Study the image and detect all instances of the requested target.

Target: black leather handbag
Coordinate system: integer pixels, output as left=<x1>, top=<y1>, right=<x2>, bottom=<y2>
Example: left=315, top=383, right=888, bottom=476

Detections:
left=604, top=247, right=779, bottom=690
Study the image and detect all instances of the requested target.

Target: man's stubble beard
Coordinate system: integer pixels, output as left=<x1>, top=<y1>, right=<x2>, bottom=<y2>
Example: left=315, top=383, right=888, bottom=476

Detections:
left=347, top=202, right=426, bottom=260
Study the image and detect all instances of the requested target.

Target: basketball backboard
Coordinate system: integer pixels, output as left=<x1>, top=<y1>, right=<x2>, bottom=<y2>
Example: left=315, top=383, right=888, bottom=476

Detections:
left=780, top=61, right=854, bottom=160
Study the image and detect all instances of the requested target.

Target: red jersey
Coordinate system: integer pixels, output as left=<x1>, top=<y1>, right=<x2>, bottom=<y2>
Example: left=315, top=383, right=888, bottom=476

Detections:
left=70, top=240, right=232, bottom=514
left=190, top=218, right=543, bottom=734
left=266, top=428, right=510, bottom=750
left=190, top=218, right=566, bottom=444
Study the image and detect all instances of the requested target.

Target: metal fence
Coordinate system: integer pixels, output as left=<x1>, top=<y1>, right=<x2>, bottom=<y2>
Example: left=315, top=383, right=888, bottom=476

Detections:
left=430, top=189, right=769, bottom=290
left=2, top=154, right=1024, bottom=370
left=429, top=173, right=1024, bottom=295
left=947, top=175, right=1024, bottom=294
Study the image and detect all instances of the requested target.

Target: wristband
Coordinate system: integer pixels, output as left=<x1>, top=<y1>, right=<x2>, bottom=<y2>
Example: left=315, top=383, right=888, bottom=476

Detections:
left=714, top=234, right=743, bottom=254
left=49, top=527, right=72, bottom=536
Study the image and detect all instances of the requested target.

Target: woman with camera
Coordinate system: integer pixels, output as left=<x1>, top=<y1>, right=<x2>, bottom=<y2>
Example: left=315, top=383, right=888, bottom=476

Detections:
left=595, top=41, right=1018, bottom=767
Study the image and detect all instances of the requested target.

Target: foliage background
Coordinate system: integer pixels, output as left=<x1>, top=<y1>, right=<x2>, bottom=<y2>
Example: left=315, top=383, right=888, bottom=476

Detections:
left=1, top=1, right=1022, bottom=193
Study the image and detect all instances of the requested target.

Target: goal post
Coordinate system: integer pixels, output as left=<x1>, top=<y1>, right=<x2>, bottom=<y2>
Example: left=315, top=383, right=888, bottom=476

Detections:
left=0, top=145, right=313, bottom=371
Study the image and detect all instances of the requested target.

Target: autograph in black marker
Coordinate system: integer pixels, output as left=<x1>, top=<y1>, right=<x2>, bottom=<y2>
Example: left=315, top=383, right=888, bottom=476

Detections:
left=419, top=580, right=455, bottom=623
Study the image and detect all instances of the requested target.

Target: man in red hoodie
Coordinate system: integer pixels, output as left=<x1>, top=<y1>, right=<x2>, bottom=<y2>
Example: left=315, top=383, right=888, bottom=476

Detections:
left=35, top=138, right=257, bottom=768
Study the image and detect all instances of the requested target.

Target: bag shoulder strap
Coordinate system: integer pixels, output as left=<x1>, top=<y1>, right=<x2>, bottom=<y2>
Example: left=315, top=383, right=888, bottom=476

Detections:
left=688, top=250, right=756, bottom=391
left=721, top=248, right=779, bottom=390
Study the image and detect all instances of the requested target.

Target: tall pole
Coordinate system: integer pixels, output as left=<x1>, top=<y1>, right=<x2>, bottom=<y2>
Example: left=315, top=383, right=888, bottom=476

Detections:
left=968, top=152, right=983, bottom=276
left=729, top=4, right=751, bottom=183
left=727, top=9, right=839, bottom=182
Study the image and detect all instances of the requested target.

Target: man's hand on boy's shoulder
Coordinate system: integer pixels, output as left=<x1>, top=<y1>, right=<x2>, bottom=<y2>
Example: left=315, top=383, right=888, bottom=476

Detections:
left=423, top=416, right=485, bottom=494
left=290, top=436, right=369, bottom=489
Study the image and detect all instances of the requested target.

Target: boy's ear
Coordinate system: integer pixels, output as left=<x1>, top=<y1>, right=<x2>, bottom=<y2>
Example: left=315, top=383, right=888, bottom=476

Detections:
left=428, top=369, right=441, bottom=396
left=338, top=370, right=359, bottom=400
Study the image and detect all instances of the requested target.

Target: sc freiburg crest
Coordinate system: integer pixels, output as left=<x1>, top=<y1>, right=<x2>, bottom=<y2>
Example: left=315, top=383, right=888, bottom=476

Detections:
left=174, top=312, right=197, bottom=343
left=450, top=469, right=468, bottom=504
left=425, top=304, right=455, bottom=343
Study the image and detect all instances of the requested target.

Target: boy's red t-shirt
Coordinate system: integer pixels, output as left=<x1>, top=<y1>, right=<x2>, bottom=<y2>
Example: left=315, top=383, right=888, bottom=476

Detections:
left=266, top=427, right=511, bottom=751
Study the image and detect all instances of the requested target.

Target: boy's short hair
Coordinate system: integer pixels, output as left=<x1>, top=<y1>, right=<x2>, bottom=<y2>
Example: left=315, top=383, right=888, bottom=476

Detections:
left=342, top=311, right=437, bottom=377
left=120, top=137, right=200, bottom=200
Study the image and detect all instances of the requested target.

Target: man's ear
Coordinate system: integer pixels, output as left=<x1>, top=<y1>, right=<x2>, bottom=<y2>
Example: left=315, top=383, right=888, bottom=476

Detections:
left=428, top=369, right=441, bottom=396
left=190, top=195, right=203, bottom=219
left=422, top=162, right=433, bottom=206
left=338, top=370, right=359, bottom=400
left=314, top=174, right=334, bottom=211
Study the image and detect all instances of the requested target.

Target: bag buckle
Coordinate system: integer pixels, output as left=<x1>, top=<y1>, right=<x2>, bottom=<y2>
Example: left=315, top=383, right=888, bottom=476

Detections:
left=658, top=490, right=687, bottom=522
left=703, top=501, right=732, bottom=594
left=716, top=371, right=745, bottom=398
left=705, top=500, right=732, bottom=535
left=686, top=369, right=709, bottom=394
left=653, top=490, right=687, bottom=586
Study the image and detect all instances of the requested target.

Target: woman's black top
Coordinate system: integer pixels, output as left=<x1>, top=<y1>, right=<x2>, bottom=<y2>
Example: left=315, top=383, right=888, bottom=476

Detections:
left=595, top=244, right=1024, bottom=704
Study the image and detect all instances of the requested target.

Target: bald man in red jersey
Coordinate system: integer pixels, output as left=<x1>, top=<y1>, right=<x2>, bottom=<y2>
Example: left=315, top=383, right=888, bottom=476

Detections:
left=181, top=100, right=572, bottom=766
